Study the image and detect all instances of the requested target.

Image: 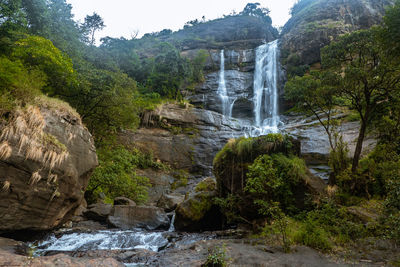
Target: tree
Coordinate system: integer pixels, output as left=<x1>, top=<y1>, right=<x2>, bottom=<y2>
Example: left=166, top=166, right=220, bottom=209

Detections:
left=285, top=71, right=340, bottom=151
left=11, top=35, right=76, bottom=96
left=240, top=3, right=270, bottom=20
left=380, top=0, right=400, bottom=57
left=322, top=29, right=400, bottom=173
left=81, top=12, right=105, bottom=46
left=0, top=0, right=26, bottom=33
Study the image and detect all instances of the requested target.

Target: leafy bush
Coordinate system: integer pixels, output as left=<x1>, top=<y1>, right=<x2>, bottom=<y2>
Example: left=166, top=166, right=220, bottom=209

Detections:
left=202, top=244, right=228, bottom=267
left=244, top=153, right=308, bottom=214
left=383, top=174, right=400, bottom=243
left=294, top=219, right=333, bottom=251
left=0, top=57, right=45, bottom=115
left=86, top=146, right=158, bottom=204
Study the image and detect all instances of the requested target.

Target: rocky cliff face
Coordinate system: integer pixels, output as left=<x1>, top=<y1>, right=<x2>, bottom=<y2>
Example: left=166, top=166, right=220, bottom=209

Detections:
left=0, top=102, right=97, bottom=232
left=119, top=104, right=244, bottom=176
left=280, top=0, right=393, bottom=66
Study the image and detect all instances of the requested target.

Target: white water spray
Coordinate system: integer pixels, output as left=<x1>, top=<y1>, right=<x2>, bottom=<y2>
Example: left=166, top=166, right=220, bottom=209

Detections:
left=250, top=40, right=281, bottom=135
left=217, top=50, right=229, bottom=116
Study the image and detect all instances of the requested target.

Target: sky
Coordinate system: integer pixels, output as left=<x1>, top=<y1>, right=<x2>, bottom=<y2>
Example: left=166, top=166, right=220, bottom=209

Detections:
left=66, top=0, right=297, bottom=42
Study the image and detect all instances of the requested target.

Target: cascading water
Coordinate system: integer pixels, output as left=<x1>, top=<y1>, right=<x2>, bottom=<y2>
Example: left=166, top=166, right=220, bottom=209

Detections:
left=217, top=50, right=229, bottom=116
left=249, top=39, right=281, bottom=136
left=217, top=50, right=236, bottom=117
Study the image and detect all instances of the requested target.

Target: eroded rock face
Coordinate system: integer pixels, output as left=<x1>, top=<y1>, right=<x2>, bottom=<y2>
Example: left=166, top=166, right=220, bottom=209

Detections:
left=282, top=114, right=377, bottom=164
left=107, top=205, right=170, bottom=230
left=188, top=70, right=254, bottom=119
left=0, top=105, right=98, bottom=233
left=280, top=0, right=393, bottom=65
left=120, top=104, right=244, bottom=176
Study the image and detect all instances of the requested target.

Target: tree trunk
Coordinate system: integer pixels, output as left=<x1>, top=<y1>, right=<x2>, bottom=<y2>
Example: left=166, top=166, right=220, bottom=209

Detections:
left=351, top=120, right=367, bottom=173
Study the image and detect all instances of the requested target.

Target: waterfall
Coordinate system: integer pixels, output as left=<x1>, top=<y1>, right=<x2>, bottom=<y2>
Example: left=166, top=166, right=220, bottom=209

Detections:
left=251, top=40, right=281, bottom=135
left=168, top=212, right=175, bottom=232
left=217, top=50, right=235, bottom=117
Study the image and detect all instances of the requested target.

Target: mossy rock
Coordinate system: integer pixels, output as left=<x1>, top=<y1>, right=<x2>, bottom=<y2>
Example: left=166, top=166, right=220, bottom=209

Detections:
left=174, top=184, right=223, bottom=231
left=213, top=134, right=300, bottom=196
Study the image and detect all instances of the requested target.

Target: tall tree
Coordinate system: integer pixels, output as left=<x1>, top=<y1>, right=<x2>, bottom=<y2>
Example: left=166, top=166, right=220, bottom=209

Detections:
left=322, top=29, right=400, bottom=172
left=81, top=12, right=105, bottom=46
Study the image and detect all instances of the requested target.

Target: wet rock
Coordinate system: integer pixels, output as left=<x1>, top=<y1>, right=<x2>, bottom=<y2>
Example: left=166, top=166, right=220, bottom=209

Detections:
left=145, top=239, right=342, bottom=267
left=71, top=220, right=108, bottom=231
left=0, top=237, right=22, bottom=253
left=0, top=249, right=124, bottom=267
left=157, top=193, right=185, bottom=212
left=83, top=203, right=112, bottom=222
left=114, top=197, right=136, bottom=206
left=0, top=104, right=97, bottom=233
left=194, top=177, right=216, bottom=192
left=107, top=205, right=170, bottom=230
left=174, top=179, right=222, bottom=231
left=136, top=169, right=174, bottom=205
left=187, top=70, right=254, bottom=119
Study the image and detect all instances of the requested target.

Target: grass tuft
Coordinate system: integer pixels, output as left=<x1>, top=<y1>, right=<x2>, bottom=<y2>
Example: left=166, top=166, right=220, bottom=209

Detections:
left=0, top=141, right=12, bottom=160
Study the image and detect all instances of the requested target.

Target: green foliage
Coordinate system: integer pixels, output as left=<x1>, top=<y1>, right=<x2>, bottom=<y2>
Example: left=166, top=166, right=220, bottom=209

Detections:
left=69, top=66, right=139, bottom=140
left=328, top=134, right=350, bottom=184
left=195, top=178, right=216, bottom=192
left=86, top=146, right=158, bottom=204
left=190, top=49, right=209, bottom=83
left=382, top=173, right=400, bottom=243
left=11, top=35, right=75, bottom=96
left=0, top=56, right=45, bottom=115
left=294, top=218, right=332, bottom=251
left=245, top=154, right=307, bottom=215
left=285, top=70, right=340, bottom=153
left=381, top=0, right=400, bottom=57
left=171, top=170, right=189, bottom=189
left=0, top=0, right=26, bottom=38
left=202, top=244, right=228, bottom=267
left=214, top=194, right=247, bottom=224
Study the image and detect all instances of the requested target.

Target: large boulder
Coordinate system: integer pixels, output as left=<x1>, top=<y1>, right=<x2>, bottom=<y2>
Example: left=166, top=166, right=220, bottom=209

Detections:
left=107, top=205, right=170, bottom=230
left=157, top=193, right=185, bottom=212
left=0, top=103, right=97, bottom=233
left=83, top=203, right=113, bottom=222
left=174, top=178, right=223, bottom=231
left=136, top=169, right=174, bottom=205
left=114, top=196, right=136, bottom=206
left=213, top=134, right=325, bottom=219
left=213, top=134, right=301, bottom=196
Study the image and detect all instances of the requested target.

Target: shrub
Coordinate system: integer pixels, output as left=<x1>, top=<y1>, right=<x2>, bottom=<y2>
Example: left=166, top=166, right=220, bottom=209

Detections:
left=294, top=219, right=332, bottom=251
left=86, top=146, right=154, bottom=204
left=202, top=244, right=228, bottom=267
left=244, top=153, right=308, bottom=214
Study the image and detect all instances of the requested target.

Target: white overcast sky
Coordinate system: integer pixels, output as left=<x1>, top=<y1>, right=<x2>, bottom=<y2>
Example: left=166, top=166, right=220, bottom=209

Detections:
left=66, top=0, right=297, bottom=41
